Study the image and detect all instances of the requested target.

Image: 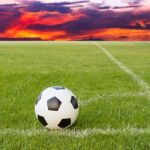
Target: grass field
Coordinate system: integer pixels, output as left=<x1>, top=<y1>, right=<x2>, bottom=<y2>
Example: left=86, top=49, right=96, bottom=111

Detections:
left=0, top=41, right=150, bottom=149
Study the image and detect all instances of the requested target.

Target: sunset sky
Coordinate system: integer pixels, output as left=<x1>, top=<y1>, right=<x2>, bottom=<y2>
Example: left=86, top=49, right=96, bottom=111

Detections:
left=0, top=0, right=150, bottom=40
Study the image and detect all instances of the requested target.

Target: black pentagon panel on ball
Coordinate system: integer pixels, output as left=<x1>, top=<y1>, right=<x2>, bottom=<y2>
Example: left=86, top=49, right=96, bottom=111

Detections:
left=71, top=96, right=78, bottom=109
left=37, top=115, right=48, bottom=126
left=36, top=93, right=42, bottom=105
left=47, top=97, right=62, bottom=111
left=52, top=86, right=65, bottom=90
left=58, top=118, right=71, bottom=128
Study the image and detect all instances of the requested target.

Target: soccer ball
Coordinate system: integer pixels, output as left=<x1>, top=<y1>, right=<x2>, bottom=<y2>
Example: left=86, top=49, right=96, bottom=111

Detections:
left=35, top=86, right=79, bottom=129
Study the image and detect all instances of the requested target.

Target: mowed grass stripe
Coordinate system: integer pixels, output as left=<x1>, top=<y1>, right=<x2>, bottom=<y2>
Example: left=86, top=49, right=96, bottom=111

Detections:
left=0, top=127, right=150, bottom=138
left=94, top=42, right=150, bottom=98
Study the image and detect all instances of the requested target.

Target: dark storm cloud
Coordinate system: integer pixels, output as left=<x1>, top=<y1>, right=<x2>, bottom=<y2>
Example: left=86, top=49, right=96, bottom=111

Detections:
left=50, top=0, right=89, bottom=5
left=0, top=8, right=8, bottom=12
left=26, top=8, right=150, bottom=34
left=99, top=6, right=110, bottom=10
left=26, top=1, right=72, bottom=13
left=0, top=1, right=87, bottom=33
left=0, top=6, right=21, bottom=32
left=24, top=0, right=90, bottom=13
left=128, top=0, right=142, bottom=5
left=113, top=5, right=140, bottom=9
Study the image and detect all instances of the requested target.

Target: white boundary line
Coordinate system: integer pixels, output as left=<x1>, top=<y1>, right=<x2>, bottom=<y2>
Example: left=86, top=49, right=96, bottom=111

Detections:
left=93, top=42, right=150, bottom=98
left=0, top=127, right=150, bottom=138
left=0, top=91, right=148, bottom=138
left=79, top=92, right=146, bottom=106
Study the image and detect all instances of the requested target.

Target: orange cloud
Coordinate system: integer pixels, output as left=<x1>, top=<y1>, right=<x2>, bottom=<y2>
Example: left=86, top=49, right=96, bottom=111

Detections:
left=2, top=11, right=83, bottom=40
left=4, top=28, right=67, bottom=40
left=68, top=28, right=150, bottom=41
left=20, top=11, right=83, bottom=26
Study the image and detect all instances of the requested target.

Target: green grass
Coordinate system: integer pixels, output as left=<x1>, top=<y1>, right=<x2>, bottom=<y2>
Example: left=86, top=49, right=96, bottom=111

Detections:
left=0, top=41, right=150, bottom=149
